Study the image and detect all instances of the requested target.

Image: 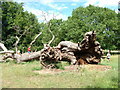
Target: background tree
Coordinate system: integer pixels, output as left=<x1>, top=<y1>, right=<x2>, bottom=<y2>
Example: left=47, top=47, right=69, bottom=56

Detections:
left=1, top=2, right=43, bottom=52
left=1, top=1, right=119, bottom=51
left=62, top=5, right=119, bottom=50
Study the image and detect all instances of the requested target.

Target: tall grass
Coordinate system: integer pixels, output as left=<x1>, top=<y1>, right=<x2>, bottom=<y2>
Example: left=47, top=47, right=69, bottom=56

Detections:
left=0, top=55, right=118, bottom=88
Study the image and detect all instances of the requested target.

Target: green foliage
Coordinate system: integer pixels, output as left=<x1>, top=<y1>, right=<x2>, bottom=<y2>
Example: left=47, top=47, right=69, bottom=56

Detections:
left=1, top=1, right=119, bottom=51
left=1, top=1, right=43, bottom=52
left=49, top=19, right=64, bottom=46
left=54, top=62, right=65, bottom=70
left=64, top=5, right=119, bottom=49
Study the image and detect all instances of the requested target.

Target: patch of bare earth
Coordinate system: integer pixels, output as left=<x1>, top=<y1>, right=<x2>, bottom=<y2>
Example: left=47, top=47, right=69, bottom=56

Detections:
left=33, top=64, right=112, bottom=74
left=85, top=64, right=112, bottom=71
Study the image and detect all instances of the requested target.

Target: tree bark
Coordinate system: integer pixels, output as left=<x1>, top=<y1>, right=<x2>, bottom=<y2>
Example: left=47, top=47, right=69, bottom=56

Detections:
left=39, top=31, right=103, bottom=68
left=1, top=31, right=103, bottom=68
left=14, top=51, right=41, bottom=63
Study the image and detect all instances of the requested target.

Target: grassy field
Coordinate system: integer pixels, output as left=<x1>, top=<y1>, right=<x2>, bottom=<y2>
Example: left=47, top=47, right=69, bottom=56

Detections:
left=0, top=55, right=119, bottom=88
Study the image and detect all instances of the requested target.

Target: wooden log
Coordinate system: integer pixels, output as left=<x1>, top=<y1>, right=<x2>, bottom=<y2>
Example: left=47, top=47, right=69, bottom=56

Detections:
left=0, top=51, right=14, bottom=54
left=39, top=31, right=103, bottom=68
left=14, top=51, right=41, bottom=63
left=55, top=41, right=81, bottom=51
left=1, top=31, right=103, bottom=67
left=1, top=51, right=41, bottom=63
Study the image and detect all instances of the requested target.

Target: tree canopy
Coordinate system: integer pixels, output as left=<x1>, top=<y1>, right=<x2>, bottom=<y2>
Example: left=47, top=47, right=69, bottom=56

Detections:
left=62, top=5, right=119, bottom=50
left=1, top=1, right=119, bottom=52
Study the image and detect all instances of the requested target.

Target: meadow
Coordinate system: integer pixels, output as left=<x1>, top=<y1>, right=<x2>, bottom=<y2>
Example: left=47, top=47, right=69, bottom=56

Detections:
left=0, top=55, right=118, bottom=88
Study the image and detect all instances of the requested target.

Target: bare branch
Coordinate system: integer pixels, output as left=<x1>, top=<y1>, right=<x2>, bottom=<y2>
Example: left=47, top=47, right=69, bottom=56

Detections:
left=29, top=32, right=42, bottom=48
left=14, top=36, right=20, bottom=46
left=41, top=11, right=48, bottom=23
left=0, top=43, right=14, bottom=54
left=14, top=36, right=19, bottom=53
left=41, top=11, right=55, bottom=46
left=48, top=22, right=55, bottom=46
left=13, top=25, right=33, bottom=53
left=19, top=26, right=31, bottom=39
left=0, top=51, right=14, bottom=54
left=0, top=43, right=8, bottom=51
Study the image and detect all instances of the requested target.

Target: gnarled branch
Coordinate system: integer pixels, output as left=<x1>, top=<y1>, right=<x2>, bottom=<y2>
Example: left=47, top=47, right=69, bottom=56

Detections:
left=41, top=11, right=55, bottom=46
left=29, top=32, right=42, bottom=48
left=48, top=22, right=55, bottom=46
left=13, top=25, right=33, bottom=53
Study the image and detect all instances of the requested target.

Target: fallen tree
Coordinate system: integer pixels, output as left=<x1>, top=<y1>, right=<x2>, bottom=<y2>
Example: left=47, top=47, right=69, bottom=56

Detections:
left=0, top=11, right=53, bottom=63
left=1, top=10, right=103, bottom=67
left=1, top=30, right=103, bottom=67
left=0, top=25, right=42, bottom=62
left=40, top=31, right=104, bottom=68
left=1, top=31, right=103, bottom=67
left=0, top=42, right=14, bottom=62
left=0, top=32, right=42, bottom=63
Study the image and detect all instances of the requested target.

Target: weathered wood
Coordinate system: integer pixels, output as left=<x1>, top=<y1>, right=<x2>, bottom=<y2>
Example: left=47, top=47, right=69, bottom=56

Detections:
left=1, top=51, right=41, bottom=63
left=0, top=51, right=14, bottom=54
left=0, top=43, right=8, bottom=51
left=1, top=31, right=103, bottom=69
left=56, top=41, right=81, bottom=51
left=14, top=51, right=41, bottom=63
left=0, top=43, right=14, bottom=61
left=40, top=31, right=103, bottom=68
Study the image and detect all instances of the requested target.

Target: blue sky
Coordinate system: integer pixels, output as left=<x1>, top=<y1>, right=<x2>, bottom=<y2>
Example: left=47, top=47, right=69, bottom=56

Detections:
left=14, top=0, right=119, bottom=22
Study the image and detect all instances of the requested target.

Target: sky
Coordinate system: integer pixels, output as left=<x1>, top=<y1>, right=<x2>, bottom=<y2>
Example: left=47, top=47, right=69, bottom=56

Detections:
left=13, top=0, right=119, bottom=22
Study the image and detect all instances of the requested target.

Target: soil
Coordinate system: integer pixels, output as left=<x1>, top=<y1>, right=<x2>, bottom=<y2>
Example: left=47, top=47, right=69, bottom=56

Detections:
left=33, top=64, right=112, bottom=74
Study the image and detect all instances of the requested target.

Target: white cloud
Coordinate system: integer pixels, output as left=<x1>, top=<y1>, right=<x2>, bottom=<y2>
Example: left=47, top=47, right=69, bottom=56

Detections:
left=48, top=3, right=68, bottom=10
left=15, top=0, right=68, bottom=10
left=23, top=5, right=67, bottom=22
left=37, top=0, right=54, bottom=4
left=14, top=0, right=54, bottom=3
left=14, top=0, right=119, bottom=22
left=72, top=0, right=80, bottom=2
left=84, top=0, right=119, bottom=7
left=71, top=3, right=77, bottom=6
left=55, top=12, right=68, bottom=20
left=14, top=0, right=68, bottom=22
left=14, top=0, right=85, bottom=3
left=39, top=0, right=68, bottom=11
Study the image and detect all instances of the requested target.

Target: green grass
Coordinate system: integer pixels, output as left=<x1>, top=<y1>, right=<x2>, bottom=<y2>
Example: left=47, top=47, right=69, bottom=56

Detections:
left=0, top=55, right=118, bottom=88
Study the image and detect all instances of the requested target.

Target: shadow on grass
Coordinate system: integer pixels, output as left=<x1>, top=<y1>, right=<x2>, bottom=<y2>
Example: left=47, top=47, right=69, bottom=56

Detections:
left=98, top=63, right=109, bottom=66
left=32, top=66, right=43, bottom=71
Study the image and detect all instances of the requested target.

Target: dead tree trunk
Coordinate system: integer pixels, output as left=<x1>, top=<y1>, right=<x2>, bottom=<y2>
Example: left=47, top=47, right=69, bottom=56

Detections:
left=2, top=31, right=42, bottom=62
left=1, top=11, right=55, bottom=63
left=0, top=43, right=14, bottom=62
left=14, top=51, right=41, bottom=63
left=1, top=28, right=103, bottom=69
left=40, top=31, right=103, bottom=68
